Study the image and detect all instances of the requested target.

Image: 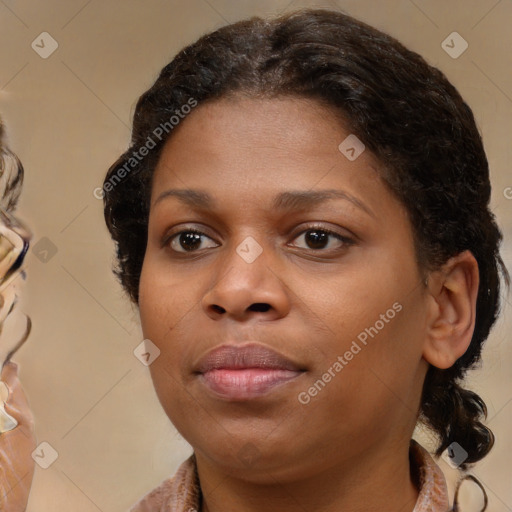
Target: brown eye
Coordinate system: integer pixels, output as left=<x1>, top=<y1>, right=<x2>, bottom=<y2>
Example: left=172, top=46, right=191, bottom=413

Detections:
left=304, top=230, right=329, bottom=249
left=292, top=227, right=352, bottom=251
left=167, top=229, right=218, bottom=253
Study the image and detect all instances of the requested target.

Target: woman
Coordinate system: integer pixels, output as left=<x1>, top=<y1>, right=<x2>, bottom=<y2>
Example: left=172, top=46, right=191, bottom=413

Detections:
left=0, top=117, right=36, bottom=511
left=103, top=8, right=509, bottom=511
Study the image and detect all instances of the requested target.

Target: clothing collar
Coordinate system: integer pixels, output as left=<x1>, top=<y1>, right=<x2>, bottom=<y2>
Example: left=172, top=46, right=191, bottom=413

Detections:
left=131, top=440, right=449, bottom=511
left=410, top=440, right=450, bottom=511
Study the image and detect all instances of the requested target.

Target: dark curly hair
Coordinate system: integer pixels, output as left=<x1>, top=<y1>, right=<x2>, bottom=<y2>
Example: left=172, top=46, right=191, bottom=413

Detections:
left=103, top=8, right=509, bottom=474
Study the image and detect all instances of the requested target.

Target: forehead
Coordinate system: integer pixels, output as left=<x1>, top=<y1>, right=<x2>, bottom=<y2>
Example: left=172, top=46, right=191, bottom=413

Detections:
left=150, top=96, right=396, bottom=218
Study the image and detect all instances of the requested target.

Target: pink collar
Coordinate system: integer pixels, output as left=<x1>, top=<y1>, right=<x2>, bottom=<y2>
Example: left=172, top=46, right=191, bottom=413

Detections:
left=131, top=441, right=449, bottom=511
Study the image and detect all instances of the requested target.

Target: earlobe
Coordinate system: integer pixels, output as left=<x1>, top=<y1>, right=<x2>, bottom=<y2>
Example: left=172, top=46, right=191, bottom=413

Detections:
left=422, top=251, right=479, bottom=370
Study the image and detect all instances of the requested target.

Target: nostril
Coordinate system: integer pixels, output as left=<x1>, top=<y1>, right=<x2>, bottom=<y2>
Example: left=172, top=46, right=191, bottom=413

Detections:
left=211, top=305, right=226, bottom=314
left=249, top=303, right=270, bottom=312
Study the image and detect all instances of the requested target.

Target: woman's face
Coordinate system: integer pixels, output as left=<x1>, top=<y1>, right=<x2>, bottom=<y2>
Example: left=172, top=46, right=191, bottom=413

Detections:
left=139, top=96, right=431, bottom=482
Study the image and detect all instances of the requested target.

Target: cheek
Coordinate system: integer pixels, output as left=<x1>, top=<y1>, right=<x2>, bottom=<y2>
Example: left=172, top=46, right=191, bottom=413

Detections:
left=138, top=257, right=196, bottom=342
left=337, top=289, right=426, bottom=411
left=138, top=260, right=197, bottom=429
left=311, top=265, right=405, bottom=347
left=138, top=257, right=206, bottom=385
left=307, top=301, right=426, bottom=448
left=310, top=251, right=425, bottom=399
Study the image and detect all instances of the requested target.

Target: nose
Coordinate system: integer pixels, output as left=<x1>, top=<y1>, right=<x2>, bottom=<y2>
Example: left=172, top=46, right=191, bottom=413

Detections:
left=201, top=238, right=290, bottom=323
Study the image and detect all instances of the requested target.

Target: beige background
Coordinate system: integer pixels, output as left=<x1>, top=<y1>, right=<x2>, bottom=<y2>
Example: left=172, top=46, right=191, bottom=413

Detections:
left=0, top=0, right=511, bottom=510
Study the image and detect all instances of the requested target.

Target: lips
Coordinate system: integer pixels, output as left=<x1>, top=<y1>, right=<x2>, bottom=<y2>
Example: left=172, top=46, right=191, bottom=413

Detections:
left=195, top=343, right=302, bottom=373
left=195, top=343, right=305, bottom=400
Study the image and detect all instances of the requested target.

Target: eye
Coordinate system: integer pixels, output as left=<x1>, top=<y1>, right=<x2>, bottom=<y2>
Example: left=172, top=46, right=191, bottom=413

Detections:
left=166, top=228, right=218, bottom=253
left=164, top=225, right=354, bottom=255
left=290, top=226, right=353, bottom=251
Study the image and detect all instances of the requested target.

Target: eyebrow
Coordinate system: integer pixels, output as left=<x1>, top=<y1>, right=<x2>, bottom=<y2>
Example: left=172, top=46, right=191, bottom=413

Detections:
left=153, top=188, right=375, bottom=218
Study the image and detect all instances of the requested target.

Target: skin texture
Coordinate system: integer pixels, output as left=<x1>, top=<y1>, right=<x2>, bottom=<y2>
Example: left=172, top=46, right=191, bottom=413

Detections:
left=138, top=96, right=479, bottom=512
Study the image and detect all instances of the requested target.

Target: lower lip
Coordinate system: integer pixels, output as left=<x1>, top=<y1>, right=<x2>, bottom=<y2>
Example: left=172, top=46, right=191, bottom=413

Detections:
left=199, top=368, right=303, bottom=400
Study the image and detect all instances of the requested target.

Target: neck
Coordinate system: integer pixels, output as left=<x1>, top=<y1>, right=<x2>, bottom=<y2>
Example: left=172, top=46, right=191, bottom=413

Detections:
left=196, top=437, right=419, bottom=512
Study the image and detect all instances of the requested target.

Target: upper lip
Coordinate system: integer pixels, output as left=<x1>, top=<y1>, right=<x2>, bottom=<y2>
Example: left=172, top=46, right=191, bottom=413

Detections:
left=195, top=343, right=303, bottom=373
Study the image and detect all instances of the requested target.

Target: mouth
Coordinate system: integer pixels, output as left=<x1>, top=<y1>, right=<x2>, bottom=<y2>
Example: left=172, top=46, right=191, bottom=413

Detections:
left=194, top=343, right=306, bottom=400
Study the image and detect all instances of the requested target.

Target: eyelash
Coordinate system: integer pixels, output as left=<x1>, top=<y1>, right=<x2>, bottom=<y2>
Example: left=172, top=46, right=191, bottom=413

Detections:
left=162, top=225, right=354, bottom=255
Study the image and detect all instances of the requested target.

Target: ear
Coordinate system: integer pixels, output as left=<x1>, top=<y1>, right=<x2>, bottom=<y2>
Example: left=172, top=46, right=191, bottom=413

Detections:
left=422, top=250, right=479, bottom=369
